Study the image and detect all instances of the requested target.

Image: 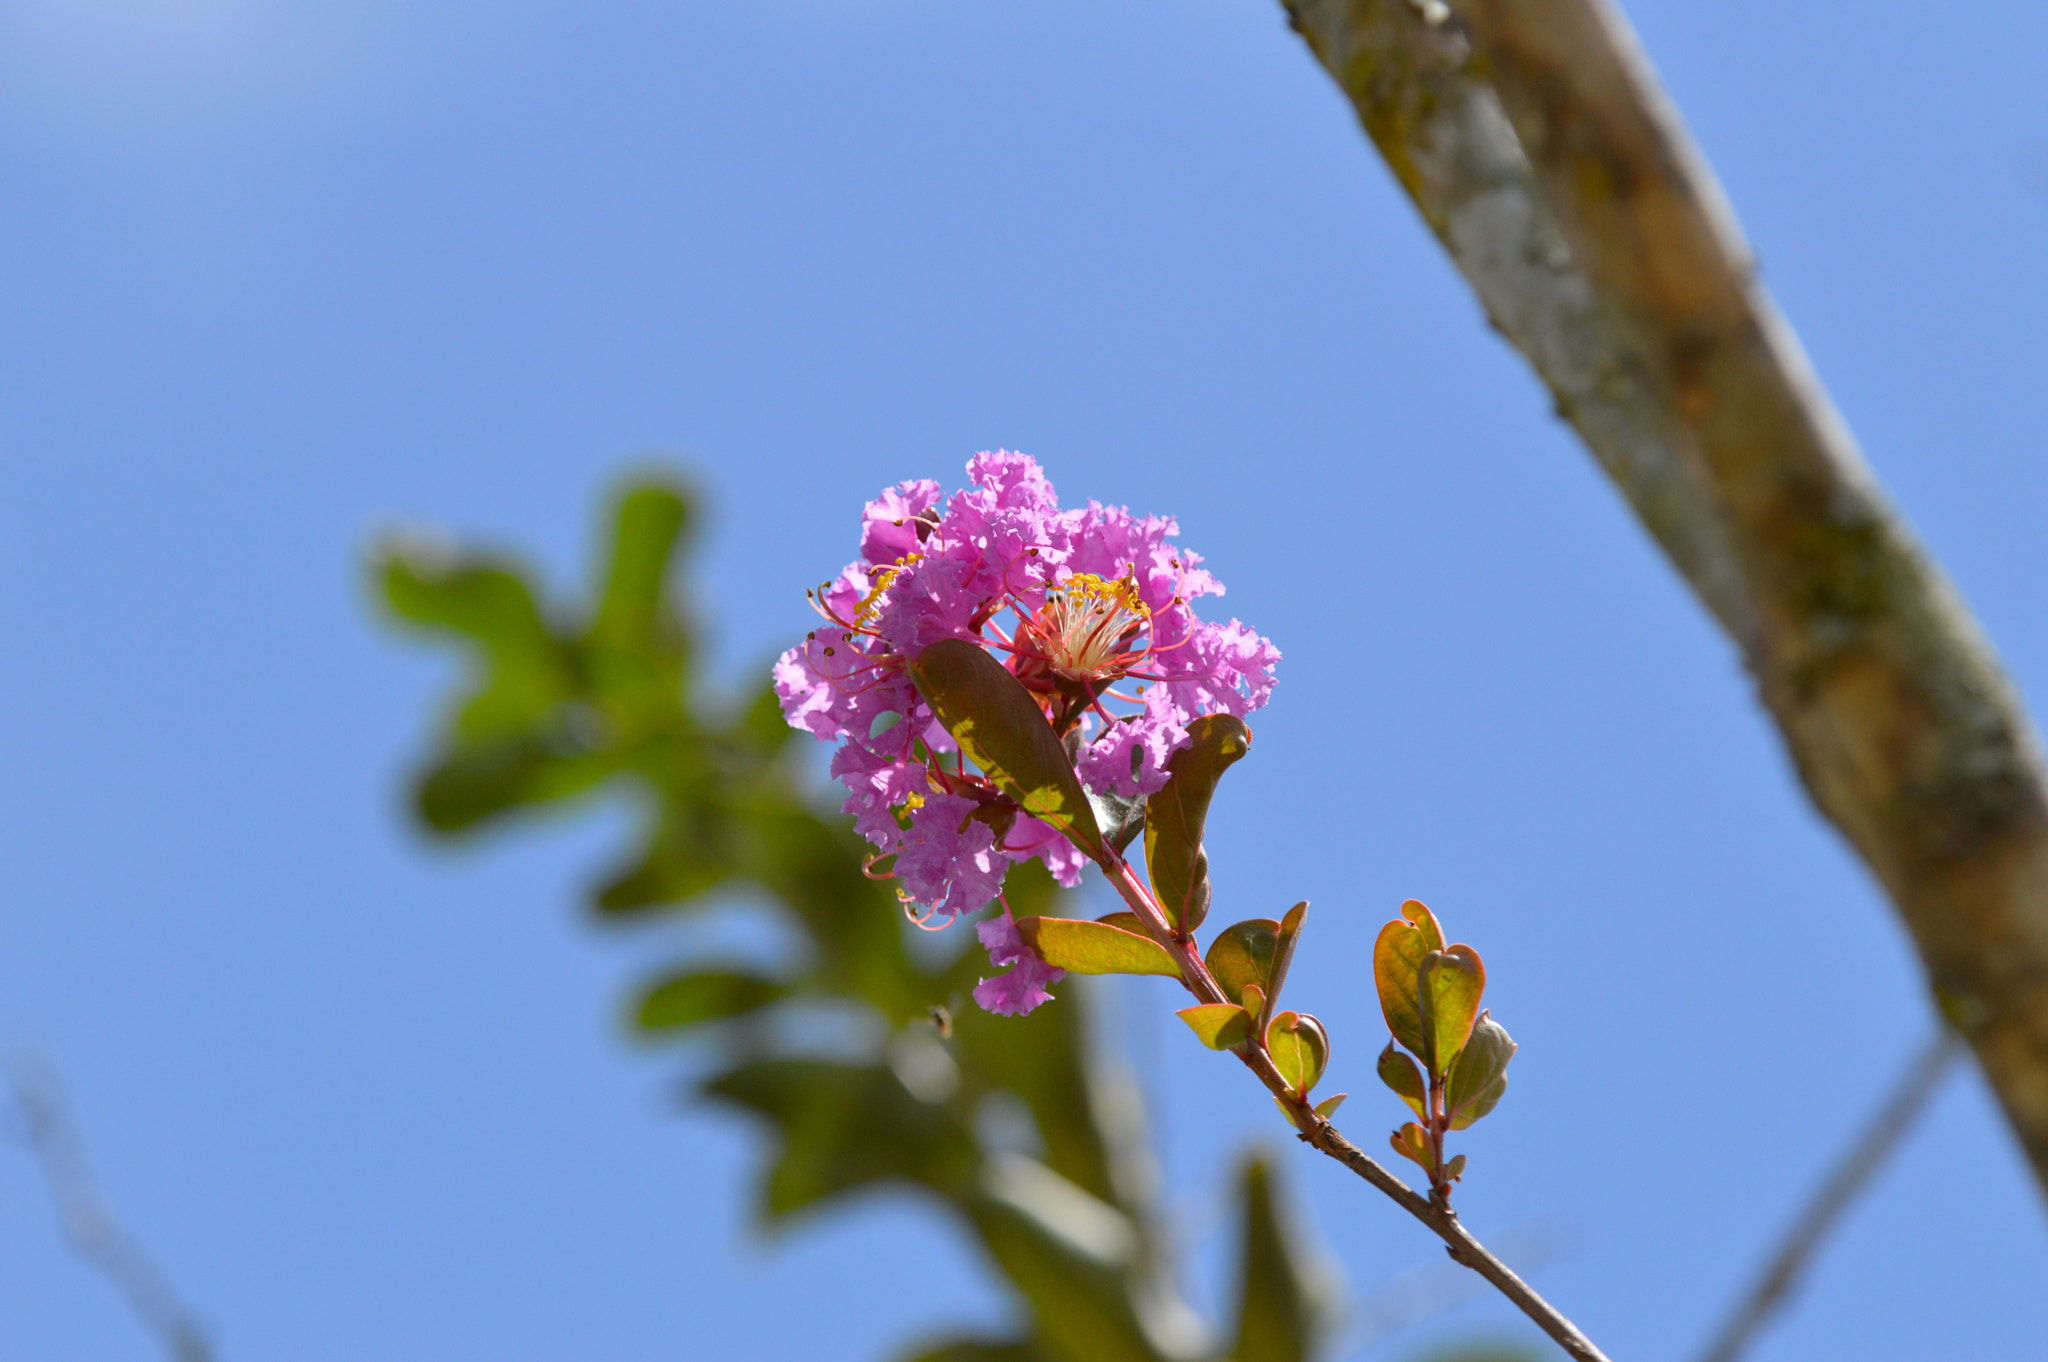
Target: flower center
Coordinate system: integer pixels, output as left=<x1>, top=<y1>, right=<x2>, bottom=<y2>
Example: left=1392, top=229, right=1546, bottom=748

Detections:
left=1032, top=572, right=1149, bottom=682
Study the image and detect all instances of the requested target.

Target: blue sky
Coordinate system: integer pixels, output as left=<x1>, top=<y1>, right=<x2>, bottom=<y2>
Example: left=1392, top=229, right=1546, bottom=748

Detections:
left=2, top=1, right=2045, bottom=1359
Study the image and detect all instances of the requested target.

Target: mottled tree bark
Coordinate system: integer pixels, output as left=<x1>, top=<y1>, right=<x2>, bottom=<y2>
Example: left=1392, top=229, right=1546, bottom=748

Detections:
left=1281, top=0, right=2048, bottom=1191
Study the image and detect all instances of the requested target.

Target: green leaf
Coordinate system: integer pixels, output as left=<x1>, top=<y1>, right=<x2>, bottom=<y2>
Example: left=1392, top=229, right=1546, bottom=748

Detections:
left=1270, top=900, right=1308, bottom=1009
left=1372, top=900, right=1444, bottom=1062
left=1206, top=918, right=1281, bottom=1011
left=634, top=968, right=785, bottom=1032
left=1142, top=714, right=1250, bottom=934
left=377, top=551, right=575, bottom=743
left=1094, top=910, right=1147, bottom=934
left=966, top=1156, right=1181, bottom=1362
left=1443, top=1153, right=1467, bottom=1182
left=946, top=951, right=1138, bottom=1212
left=1376, top=1041, right=1428, bottom=1119
left=1229, top=1155, right=1331, bottom=1362
left=1265, top=1011, right=1330, bottom=1096
left=591, top=483, right=690, bottom=651
left=413, top=735, right=613, bottom=833
left=702, top=1060, right=981, bottom=1217
left=1175, top=1003, right=1253, bottom=1050
left=1312, top=1093, right=1347, bottom=1120
left=1445, top=1011, right=1516, bottom=1126
left=1389, top=1121, right=1432, bottom=1172
left=1016, top=918, right=1180, bottom=979
left=1418, top=944, right=1485, bottom=1075
left=1448, top=1074, right=1508, bottom=1132
left=909, top=639, right=1105, bottom=861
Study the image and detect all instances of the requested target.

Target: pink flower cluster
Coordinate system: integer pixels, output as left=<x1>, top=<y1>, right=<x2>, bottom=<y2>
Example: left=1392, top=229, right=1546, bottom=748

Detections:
left=775, top=452, right=1279, bottom=1014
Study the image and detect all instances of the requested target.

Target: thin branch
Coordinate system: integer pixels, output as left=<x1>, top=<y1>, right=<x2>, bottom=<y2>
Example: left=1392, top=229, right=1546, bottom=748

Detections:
left=1695, top=1029, right=1961, bottom=1362
left=9, top=1054, right=213, bottom=1362
left=1280, top=0, right=2048, bottom=1190
left=1097, top=851, right=1612, bottom=1362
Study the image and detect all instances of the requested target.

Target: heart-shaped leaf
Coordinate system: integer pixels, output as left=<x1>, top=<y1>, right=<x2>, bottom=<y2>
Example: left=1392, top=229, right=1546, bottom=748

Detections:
left=1206, top=918, right=1281, bottom=1012
left=1372, top=901, right=1444, bottom=1060
left=1445, top=1011, right=1516, bottom=1126
left=1266, top=1011, right=1330, bottom=1096
left=909, top=638, right=1105, bottom=861
left=1015, top=917, right=1180, bottom=979
left=1375, top=1040, right=1428, bottom=1119
left=1175, top=1003, right=1253, bottom=1050
left=1418, top=944, right=1485, bottom=1075
left=1389, top=1122, right=1432, bottom=1171
left=1143, top=714, right=1251, bottom=933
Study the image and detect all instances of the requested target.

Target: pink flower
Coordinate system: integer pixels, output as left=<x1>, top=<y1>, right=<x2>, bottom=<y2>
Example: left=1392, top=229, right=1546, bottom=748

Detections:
left=973, top=906, right=1065, bottom=1017
left=775, top=451, right=1280, bottom=995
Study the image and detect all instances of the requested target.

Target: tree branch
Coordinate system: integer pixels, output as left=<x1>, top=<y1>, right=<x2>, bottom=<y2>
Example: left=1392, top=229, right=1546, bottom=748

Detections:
left=1097, top=850, right=1611, bottom=1361
left=1695, top=1029, right=1961, bottom=1362
left=1280, top=0, right=2048, bottom=1190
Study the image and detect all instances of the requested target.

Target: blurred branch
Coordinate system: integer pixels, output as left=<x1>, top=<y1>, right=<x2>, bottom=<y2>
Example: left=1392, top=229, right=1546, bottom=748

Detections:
left=1695, top=1030, right=1960, bottom=1362
left=8, top=1054, right=211, bottom=1362
left=1282, top=0, right=2048, bottom=1191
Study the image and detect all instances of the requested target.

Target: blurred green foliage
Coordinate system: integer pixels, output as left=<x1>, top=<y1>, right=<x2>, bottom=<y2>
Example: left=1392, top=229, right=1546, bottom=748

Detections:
left=375, top=476, right=1543, bottom=1362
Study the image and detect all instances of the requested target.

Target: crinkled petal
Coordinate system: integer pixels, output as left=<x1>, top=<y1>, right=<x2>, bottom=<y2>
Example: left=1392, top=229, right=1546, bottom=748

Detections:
left=894, top=792, right=1007, bottom=919
left=1076, top=713, right=1189, bottom=798
left=830, top=743, right=930, bottom=846
left=861, top=479, right=942, bottom=566
left=1149, top=616, right=1281, bottom=719
left=1001, top=814, right=1091, bottom=888
left=974, top=906, right=1065, bottom=1016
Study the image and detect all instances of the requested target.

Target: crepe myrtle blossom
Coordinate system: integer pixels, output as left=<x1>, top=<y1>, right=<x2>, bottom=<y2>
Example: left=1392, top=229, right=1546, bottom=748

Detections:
left=775, top=452, right=1279, bottom=1014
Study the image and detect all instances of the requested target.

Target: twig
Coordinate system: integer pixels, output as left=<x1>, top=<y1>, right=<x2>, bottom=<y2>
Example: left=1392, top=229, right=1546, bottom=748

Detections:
left=1097, top=850, right=1612, bottom=1362
left=1280, top=0, right=2048, bottom=1189
left=8, top=1054, right=213, bottom=1362
left=1694, top=1030, right=1960, bottom=1362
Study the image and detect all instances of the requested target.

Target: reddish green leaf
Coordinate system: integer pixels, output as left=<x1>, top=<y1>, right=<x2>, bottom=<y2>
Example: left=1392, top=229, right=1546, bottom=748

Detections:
left=1418, top=944, right=1486, bottom=1075
left=1207, top=918, right=1281, bottom=1011
left=1015, top=917, right=1180, bottom=978
left=1390, top=1122, right=1432, bottom=1171
left=1375, top=1041, right=1428, bottom=1119
left=1093, top=910, right=1147, bottom=934
left=1269, top=900, right=1307, bottom=1005
left=1445, top=1011, right=1516, bottom=1126
left=1142, top=714, right=1251, bottom=933
left=1312, top=1092, right=1348, bottom=1120
left=1266, top=1011, right=1330, bottom=1096
left=1372, top=901, right=1442, bottom=1060
left=1240, top=982, right=1268, bottom=1018
left=909, top=638, right=1105, bottom=861
left=1176, top=1003, right=1253, bottom=1050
